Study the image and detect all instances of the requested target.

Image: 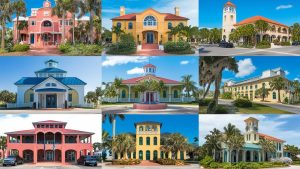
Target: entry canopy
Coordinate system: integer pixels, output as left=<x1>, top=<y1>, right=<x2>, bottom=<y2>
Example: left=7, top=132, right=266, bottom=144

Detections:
left=35, top=88, right=67, bottom=92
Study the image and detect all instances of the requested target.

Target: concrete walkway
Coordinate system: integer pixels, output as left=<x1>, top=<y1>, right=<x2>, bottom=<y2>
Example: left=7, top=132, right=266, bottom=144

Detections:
left=27, top=47, right=61, bottom=56
left=254, top=101, right=300, bottom=114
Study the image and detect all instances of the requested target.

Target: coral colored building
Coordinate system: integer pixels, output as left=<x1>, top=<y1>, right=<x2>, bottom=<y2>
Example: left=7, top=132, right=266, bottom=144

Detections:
left=5, top=120, right=94, bottom=164
left=13, top=0, right=88, bottom=48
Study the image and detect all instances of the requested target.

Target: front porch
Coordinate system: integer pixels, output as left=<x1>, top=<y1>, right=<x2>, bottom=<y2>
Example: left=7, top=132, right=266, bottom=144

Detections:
left=34, top=90, right=68, bottom=109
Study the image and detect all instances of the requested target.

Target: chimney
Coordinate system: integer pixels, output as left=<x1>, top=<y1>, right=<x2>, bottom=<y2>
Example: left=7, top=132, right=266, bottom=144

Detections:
left=175, top=7, right=180, bottom=16
left=120, top=6, right=125, bottom=16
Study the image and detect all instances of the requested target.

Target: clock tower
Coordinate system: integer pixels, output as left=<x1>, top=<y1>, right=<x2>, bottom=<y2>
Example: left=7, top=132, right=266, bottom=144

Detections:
left=244, top=117, right=260, bottom=144
left=43, top=0, right=51, bottom=8
left=222, top=0, right=236, bottom=42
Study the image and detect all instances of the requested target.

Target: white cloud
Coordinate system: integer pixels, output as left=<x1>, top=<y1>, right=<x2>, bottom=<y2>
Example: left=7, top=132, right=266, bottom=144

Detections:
left=127, top=67, right=144, bottom=75
left=276, top=4, right=293, bottom=10
left=199, top=115, right=300, bottom=147
left=235, top=58, right=256, bottom=78
left=284, top=70, right=290, bottom=75
left=180, top=60, right=189, bottom=65
left=294, top=78, right=300, bottom=81
left=0, top=114, right=102, bottom=143
left=102, top=56, right=149, bottom=67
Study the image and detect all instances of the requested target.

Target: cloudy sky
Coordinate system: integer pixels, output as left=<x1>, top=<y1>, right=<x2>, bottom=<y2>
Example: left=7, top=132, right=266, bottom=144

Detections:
left=199, top=114, right=300, bottom=147
left=0, top=56, right=101, bottom=94
left=200, top=0, right=300, bottom=28
left=101, top=56, right=199, bottom=86
left=102, top=0, right=199, bottom=29
left=0, top=114, right=102, bottom=143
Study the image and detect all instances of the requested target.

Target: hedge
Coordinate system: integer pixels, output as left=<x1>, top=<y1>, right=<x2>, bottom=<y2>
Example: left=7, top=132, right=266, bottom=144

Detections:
left=233, top=98, right=252, bottom=108
left=157, top=159, right=185, bottom=165
left=12, top=44, right=30, bottom=52
left=256, top=41, right=271, bottom=49
left=112, top=159, right=141, bottom=165
left=164, top=41, right=195, bottom=54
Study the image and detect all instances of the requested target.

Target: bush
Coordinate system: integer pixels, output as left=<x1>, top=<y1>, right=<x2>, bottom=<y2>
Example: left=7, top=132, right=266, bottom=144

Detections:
left=215, top=105, right=229, bottom=114
left=273, top=39, right=280, bottom=45
left=233, top=98, right=252, bottom=108
left=198, top=98, right=213, bottom=106
left=256, top=40, right=271, bottom=49
left=200, top=156, right=214, bottom=168
left=157, top=159, right=184, bottom=165
left=58, top=43, right=72, bottom=53
left=12, top=44, right=30, bottom=52
left=280, top=41, right=291, bottom=46
left=106, top=33, right=136, bottom=55
left=59, top=43, right=102, bottom=55
left=283, top=97, right=289, bottom=104
left=112, top=159, right=141, bottom=165
left=0, top=48, right=8, bottom=54
left=221, top=92, right=233, bottom=99
left=164, top=41, right=195, bottom=54
left=209, top=162, right=220, bottom=168
left=239, top=43, right=254, bottom=48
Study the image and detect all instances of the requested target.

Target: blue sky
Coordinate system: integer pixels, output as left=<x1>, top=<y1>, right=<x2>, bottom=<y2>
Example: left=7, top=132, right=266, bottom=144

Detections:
left=199, top=0, right=300, bottom=28
left=102, top=0, right=198, bottom=29
left=221, top=56, right=300, bottom=86
left=0, top=56, right=101, bottom=94
left=101, top=56, right=198, bottom=86
left=103, top=114, right=199, bottom=144
left=199, top=115, right=300, bottom=147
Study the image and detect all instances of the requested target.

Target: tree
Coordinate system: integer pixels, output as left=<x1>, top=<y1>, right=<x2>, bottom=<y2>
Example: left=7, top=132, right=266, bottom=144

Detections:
left=13, top=0, right=26, bottom=43
left=226, top=133, right=244, bottom=162
left=52, top=0, right=69, bottom=43
left=111, top=26, right=125, bottom=42
left=259, top=138, right=276, bottom=161
left=290, top=80, right=300, bottom=103
left=68, top=0, right=81, bottom=45
left=93, top=142, right=101, bottom=152
left=209, top=28, right=222, bottom=43
left=255, top=20, right=270, bottom=43
left=0, top=136, right=7, bottom=159
left=290, top=23, right=300, bottom=42
left=0, top=90, right=16, bottom=103
left=204, top=128, right=222, bottom=161
left=199, top=28, right=210, bottom=43
left=284, top=144, right=300, bottom=161
left=112, top=134, right=135, bottom=159
left=269, top=77, right=285, bottom=103
left=181, top=75, right=196, bottom=97
left=113, top=77, right=123, bottom=102
left=255, top=86, right=270, bottom=101
left=160, top=133, right=188, bottom=159
left=0, top=0, right=14, bottom=49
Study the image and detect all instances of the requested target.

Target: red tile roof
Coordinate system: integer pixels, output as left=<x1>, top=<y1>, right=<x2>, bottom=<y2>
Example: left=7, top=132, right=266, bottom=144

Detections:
left=225, top=1, right=236, bottom=7
left=112, top=13, right=137, bottom=20
left=144, top=64, right=156, bottom=68
left=5, top=129, right=94, bottom=135
left=258, top=133, right=285, bottom=143
left=5, top=129, right=35, bottom=135
left=164, top=13, right=189, bottom=20
left=234, top=16, right=288, bottom=27
left=122, top=75, right=181, bottom=84
left=33, top=120, right=66, bottom=123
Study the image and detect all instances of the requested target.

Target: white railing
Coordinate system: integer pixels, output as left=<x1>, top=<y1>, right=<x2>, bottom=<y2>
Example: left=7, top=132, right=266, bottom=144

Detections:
left=6, top=103, right=33, bottom=109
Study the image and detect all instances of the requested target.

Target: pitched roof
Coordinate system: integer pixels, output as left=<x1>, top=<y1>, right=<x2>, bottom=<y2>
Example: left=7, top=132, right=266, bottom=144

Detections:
left=5, top=129, right=35, bottom=135
left=63, top=129, right=94, bottom=135
left=35, top=68, right=67, bottom=73
left=234, top=16, right=288, bottom=27
left=122, top=75, right=181, bottom=84
left=244, top=117, right=259, bottom=122
left=112, top=13, right=137, bottom=20
left=164, top=13, right=189, bottom=20
left=5, top=129, right=94, bottom=135
left=144, top=64, right=156, bottom=68
left=258, top=133, right=285, bottom=142
left=33, top=120, right=66, bottom=124
left=15, top=77, right=87, bottom=86
left=224, top=1, right=236, bottom=7
left=134, top=121, right=162, bottom=127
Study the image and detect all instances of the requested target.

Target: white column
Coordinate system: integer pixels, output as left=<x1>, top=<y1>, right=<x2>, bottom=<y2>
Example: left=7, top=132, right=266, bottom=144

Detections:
left=243, top=150, right=246, bottom=162
left=128, top=85, right=131, bottom=102
left=64, top=92, right=68, bottom=108
left=250, top=151, right=254, bottom=162
left=258, top=151, right=261, bottom=162
left=168, top=86, right=171, bottom=102
left=34, top=92, right=39, bottom=109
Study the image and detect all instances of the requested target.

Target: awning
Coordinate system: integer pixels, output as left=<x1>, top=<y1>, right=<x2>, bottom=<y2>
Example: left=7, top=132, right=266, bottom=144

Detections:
left=35, top=88, right=66, bottom=92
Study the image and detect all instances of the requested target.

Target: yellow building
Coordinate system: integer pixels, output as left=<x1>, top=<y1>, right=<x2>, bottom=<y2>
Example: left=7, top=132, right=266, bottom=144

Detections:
left=135, top=121, right=186, bottom=161
left=111, top=6, right=189, bottom=48
left=223, top=68, right=298, bottom=103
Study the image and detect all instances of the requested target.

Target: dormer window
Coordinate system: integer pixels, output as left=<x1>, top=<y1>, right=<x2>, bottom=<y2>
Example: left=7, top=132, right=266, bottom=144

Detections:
left=46, top=83, right=51, bottom=87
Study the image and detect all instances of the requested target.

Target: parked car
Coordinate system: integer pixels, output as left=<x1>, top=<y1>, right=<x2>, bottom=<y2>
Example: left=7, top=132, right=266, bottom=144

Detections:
left=77, top=155, right=98, bottom=166
left=292, top=41, right=300, bottom=46
left=3, top=155, right=23, bottom=166
left=219, top=41, right=234, bottom=48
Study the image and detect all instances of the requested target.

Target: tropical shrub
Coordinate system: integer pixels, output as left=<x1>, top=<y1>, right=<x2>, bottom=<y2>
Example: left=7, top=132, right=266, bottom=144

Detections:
left=215, top=105, right=229, bottom=114
left=0, top=48, right=7, bottom=54
left=112, top=159, right=141, bottom=165
left=198, top=98, right=213, bottom=106
left=106, top=33, right=136, bottom=55
left=221, top=92, right=233, bottom=99
left=239, top=43, right=254, bottom=48
left=233, top=98, right=252, bottom=108
left=59, top=43, right=102, bottom=56
left=280, top=42, right=291, bottom=46
left=273, top=39, right=280, bottom=45
left=12, top=44, right=30, bottom=52
left=256, top=40, right=271, bottom=49
left=200, top=156, right=214, bottom=168
left=157, top=159, right=184, bottom=165
left=58, top=43, right=72, bottom=53
left=164, top=41, right=195, bottom=54
left=283, top=97, right=289, bottom=104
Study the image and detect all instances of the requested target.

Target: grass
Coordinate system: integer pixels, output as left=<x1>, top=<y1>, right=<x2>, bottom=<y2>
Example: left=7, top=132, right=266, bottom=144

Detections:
left=199, top=106, right=207, bottom=114
left=238, top=103, right=293, bottom=114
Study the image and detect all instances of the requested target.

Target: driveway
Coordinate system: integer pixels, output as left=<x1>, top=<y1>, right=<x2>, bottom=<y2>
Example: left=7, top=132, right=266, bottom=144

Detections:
left=255, top=101, right=300, bottom=114
left=102, top=104, right=198, bottom=114
left=104, top=164, right=200, bottom=169
left=199, top=45, right=300, bottom=56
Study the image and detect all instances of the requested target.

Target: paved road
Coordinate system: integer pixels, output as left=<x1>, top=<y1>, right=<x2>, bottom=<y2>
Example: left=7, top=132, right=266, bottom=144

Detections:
left=269, top=166, right=300, bottom=169
left=199, top=45, right=300, bottom=56
left=0, top=164, right=101, bottom=169
left=101, top=104, right=198, bottom=114
left=0, top=108, right=101, bottom=114
left=256, top=102, right=300, bottom=114
left=104, top=164, right=200, bottom=169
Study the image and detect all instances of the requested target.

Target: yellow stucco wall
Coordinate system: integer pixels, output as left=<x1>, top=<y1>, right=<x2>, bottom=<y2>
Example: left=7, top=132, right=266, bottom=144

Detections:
left=112, top=8, right=188, bottom=44
left=24, top=89, right=34, bottom=103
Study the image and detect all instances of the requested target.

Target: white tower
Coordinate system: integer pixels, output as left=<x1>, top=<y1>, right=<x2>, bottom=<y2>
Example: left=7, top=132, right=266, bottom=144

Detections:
left=244, top=117, right=259, bottom=144
left=143, top=64, right=156, bottom=76
left=222, top=1, right=236, bottom=42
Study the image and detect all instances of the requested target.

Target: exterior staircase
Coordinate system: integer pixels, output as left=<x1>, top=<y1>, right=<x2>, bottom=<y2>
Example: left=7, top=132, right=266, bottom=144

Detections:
left=142, top=43, right=159, bottom=50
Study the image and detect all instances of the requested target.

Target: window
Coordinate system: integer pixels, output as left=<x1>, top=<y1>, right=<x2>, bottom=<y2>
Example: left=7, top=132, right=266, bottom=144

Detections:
left=255, top=85, right=258, bottom=89
left=43, top=21, right=52, bottom=27
left=163, top=90, right=167, bottom=98
left=128, top=22, right=133, bottom=29
left=178, top=22, right=184, bottom=27
left=173, top=90, right=178, bottom=98
left=144, top=16, right=156, bottom=26
left=139, top=126, right=144, bottom=131
left=117, top=22, right=121, bottom=28
left=139, top=137, right=143, bottom=145
left=153, top=137, right=157, bottom=145
left=168, top=22, right=172, bottom=29
left=30, top=93, right=34, bottom=102
left=68, top=94, right=72, bottom=102
left=139, top=150, right=143, bottom=160
left=272, top=92, right=276, bottom=99
left=51, top=83, right=57, bottom=87
left=146, top=137, right=150, bottom=145
left=121, top=90, right=126, bottom=98
left=46, top=83, right=51, bottom=87
left=31, top=20, right=36, bottom=26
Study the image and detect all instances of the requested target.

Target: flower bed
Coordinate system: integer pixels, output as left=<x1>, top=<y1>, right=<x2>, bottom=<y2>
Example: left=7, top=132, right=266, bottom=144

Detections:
left=112, top=159, right=141, bottom=165
left=157, top=158, right=185, bottom=165
left=164, top=41, right=195, bottom=54
left=58, top=43, right=102, bottom=56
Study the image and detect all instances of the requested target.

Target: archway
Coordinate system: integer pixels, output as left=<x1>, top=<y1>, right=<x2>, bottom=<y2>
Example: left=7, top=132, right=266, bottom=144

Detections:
left=146, top=150, right=150, bottom=160
left=153, top=150, right=158, bottom=161
left=23, top=150, right=33, bottom=163
left=246, top=151, right=251, bottom=162
left=139, top=150, right=143, bottom=160
left=65, top=150, right=77, bottom=162
left=254, top=151, right=259, bottom=162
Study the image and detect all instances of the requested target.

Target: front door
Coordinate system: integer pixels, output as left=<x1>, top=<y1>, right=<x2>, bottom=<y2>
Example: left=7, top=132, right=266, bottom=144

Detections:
left=46, top=151, right=54, bottom=161
left=46, top=94, right=57, bottom=108
left=30, top=34, right=35, bottom=44
left=146, top=32, right=154, bottom=44
left=146, top=150, right=150, bottom=160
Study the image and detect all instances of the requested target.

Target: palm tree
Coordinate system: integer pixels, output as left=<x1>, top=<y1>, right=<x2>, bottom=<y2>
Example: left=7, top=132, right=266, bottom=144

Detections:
left=68, top=0, right=81, bottom=45
left=0, top=136, right=7, bottom=159
left=113, top=78, right=123, bottom=102
left=259, top=138, right=276, bottom=161
left=227, top=133, right=244, bottom=162
left=255, top=86, right=270, bottom=101
left=199, top=28, right=210, bottom=43
left=52, top=0, right=69, bottom=44
left=290, top=80, right=300, bottom=103
left=13, top=0, right=26, bottom=43
left=255, top=20, right=270, bottom=43
left=269, top=77, right=285, bottom=103
left=111, top=26, right=124, bottom=42
left=290, top=23, right=300, bottom=42
left=204, top=128, right=222, bottom=161
left=181, top=75, right=196, bottom=97
left=112, top=134, right=135, bottom=159
left=161, top=133, right=188, bottom=159
left=0, top=0, right=14, bottom=49
left=79, top=0, right=101, bottom=44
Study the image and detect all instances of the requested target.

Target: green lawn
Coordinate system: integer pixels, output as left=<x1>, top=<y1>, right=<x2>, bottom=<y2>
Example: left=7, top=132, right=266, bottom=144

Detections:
left=199, top=106, right=207, bottom=114
left=238, top=103, right=293, bottom=114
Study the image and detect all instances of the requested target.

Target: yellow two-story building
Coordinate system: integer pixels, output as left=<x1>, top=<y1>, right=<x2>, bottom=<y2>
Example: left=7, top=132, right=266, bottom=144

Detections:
left=111, top=7, right=189, bottom=49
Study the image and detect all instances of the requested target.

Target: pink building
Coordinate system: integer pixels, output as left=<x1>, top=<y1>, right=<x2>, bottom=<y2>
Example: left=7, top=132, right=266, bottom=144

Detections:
left=13, top=0, right=88, bottom=48
left=5, top=120, right=94, bottom=164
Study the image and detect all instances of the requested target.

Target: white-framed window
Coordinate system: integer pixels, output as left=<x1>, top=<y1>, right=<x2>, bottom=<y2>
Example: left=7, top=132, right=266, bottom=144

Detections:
left=31, top=20, right=36, bottom=26
left=144, top=16, right=157, bottom=26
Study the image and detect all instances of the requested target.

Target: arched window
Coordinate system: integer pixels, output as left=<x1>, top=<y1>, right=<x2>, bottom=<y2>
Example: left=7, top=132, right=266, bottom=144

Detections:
left=116, top=22, right=121, bottom=28
left=139, top=126, right=144, bottom=131
left=121, top=90, right=126, bottom=98
left=153, top=150, right=158, bottom=161
left=146, top=150, right=150, bottom=160
left=168, top=22, right=172, bottom=29
left=139, top=137, right=143, bottom=145
left=139, top=150, right=143, bottom=160
left=272, top=92, right=276, bottom=100
left=153, top=137, right=157, bottom=145
left=146, top=137, right=150, bottom=145
left=43, top=20, right=52, bottom=27
left=144, top=16, right=157, bottom=26
left=128, top=22, right=133, bottom=29
left=173, top=90, right=178, bottom=98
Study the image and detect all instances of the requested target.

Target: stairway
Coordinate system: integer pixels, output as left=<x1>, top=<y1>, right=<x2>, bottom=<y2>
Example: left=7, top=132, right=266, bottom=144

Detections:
left=138, top=160, right=161, bottom=166
left=142, top=43, right=159, bottom=50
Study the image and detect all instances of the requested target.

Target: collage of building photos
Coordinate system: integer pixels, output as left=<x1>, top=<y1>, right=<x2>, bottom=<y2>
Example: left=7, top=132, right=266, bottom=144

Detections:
left=0, top=0, right=300, bottom=169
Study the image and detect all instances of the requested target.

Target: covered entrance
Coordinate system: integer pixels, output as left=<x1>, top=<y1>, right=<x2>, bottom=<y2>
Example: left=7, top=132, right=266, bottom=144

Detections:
left=141, top=91, right=159, bottom=104
left=146, top=150, right=151, bottom=160
left=46, top=94, right=57, bottom=108
left=142, top=31, right=158, bottom=44
left=146, top=32, right=154, bottom=44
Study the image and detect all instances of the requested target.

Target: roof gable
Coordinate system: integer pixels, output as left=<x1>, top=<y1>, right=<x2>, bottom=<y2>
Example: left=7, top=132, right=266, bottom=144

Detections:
left=122, top=75, right=181, bottom=84
left=15, top=77, right=87, bottom=86
left=31, top=76, right=70, bottom=90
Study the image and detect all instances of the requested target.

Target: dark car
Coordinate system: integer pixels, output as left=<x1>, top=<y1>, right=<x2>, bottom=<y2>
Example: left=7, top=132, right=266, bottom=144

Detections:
left=77, top=155, right=98, bottom=166
left=219, top=41, right=234, bottom=48
left=3, top=155, right=23, bottom=166
left=292, top=41, right=300, bottom=46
